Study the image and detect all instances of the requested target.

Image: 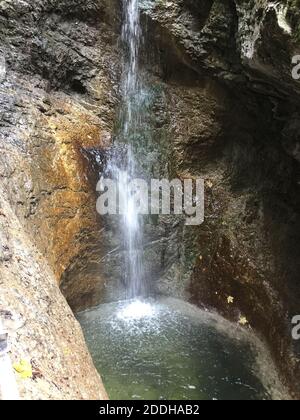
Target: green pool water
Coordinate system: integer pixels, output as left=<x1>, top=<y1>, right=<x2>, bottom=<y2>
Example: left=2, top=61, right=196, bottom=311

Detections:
left=77, top=297, right=286, bottom=400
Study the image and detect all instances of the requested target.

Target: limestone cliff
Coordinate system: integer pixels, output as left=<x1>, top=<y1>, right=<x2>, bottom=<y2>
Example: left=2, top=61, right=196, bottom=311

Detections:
left=0, top=190, right=108, bottom=399
left=0, top=0, right=120, bottom=400
left=138, top=0, right=300, bottom=398
left=0, top=0, right=122, bottom=307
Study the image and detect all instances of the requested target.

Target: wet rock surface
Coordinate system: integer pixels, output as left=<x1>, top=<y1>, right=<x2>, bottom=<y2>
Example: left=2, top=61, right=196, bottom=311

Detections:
left=138, top=0, right=300, bottom=398
left=0, top=191, right=108, bottom=400
left=0, top=0, right=120, bottom=399
left=0, top=0, right=121, bottom=307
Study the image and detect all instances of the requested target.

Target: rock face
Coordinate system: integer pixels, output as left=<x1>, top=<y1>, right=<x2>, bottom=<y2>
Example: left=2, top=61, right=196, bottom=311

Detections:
left=0, top=191, right=108, bottom=400
left=0, top=0, right=122, bottom=307
left=0, top=0, right=121, bottom=399
left=137, top=0, right=300, bottom=398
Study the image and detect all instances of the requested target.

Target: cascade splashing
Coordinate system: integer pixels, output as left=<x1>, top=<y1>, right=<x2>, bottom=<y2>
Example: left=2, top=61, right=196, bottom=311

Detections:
left=106, top=0, right=147, bottom=299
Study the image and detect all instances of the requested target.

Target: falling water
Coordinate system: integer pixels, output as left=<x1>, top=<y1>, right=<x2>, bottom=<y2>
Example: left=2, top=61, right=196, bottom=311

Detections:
left=107, top=0, right=146, bottom=299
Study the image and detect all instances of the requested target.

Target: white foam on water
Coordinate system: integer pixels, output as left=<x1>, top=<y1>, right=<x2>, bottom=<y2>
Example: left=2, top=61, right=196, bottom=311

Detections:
left=117, top=300, right=155, bottom=321
left=78, top=297, right=291, bottom=400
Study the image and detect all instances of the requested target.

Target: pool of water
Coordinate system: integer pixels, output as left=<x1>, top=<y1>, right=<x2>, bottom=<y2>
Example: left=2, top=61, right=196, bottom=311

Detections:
left=77, top=297, right=287, bottom=400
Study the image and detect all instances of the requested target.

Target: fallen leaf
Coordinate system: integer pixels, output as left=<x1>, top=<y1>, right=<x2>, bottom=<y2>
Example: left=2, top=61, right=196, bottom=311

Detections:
left=13, top=359, right=33, bottom=379
left=206, top=180, right=213, bottom=189
left=239, top=316, right=248, bottom=326
left=227, top=296, right=234, bottom=304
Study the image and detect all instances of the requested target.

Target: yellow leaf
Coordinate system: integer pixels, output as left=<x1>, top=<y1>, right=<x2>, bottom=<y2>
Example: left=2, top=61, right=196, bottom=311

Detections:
left=206, top=180, right=213, bottom=189
left=13, top=359, right=33, bottom=379
left=239, top=316, right=248, bottom=326
left=227, top=296, right=234, bottom=304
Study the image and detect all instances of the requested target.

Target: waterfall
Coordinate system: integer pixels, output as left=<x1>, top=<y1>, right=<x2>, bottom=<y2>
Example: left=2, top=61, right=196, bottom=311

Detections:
left=107, top=0, right=147, bottom=299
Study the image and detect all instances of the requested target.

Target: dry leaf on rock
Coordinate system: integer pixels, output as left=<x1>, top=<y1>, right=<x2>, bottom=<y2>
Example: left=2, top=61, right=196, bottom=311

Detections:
left=13, top=359, right=33, bottom=379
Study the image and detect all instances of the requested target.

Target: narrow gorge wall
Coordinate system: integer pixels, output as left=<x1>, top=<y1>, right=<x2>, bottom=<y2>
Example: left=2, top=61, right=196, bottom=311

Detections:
left=0, top=0, right=122, bottom=399
left=0, top=0, right=123, bottom=307
left=137, top=0, right=300, bottom=397
left=0, top=193, right=108, bottom=399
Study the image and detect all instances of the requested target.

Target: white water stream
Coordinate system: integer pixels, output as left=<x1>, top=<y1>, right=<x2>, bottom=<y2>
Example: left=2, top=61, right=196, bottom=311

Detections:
left=106, top=0, right=147, bottom=299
